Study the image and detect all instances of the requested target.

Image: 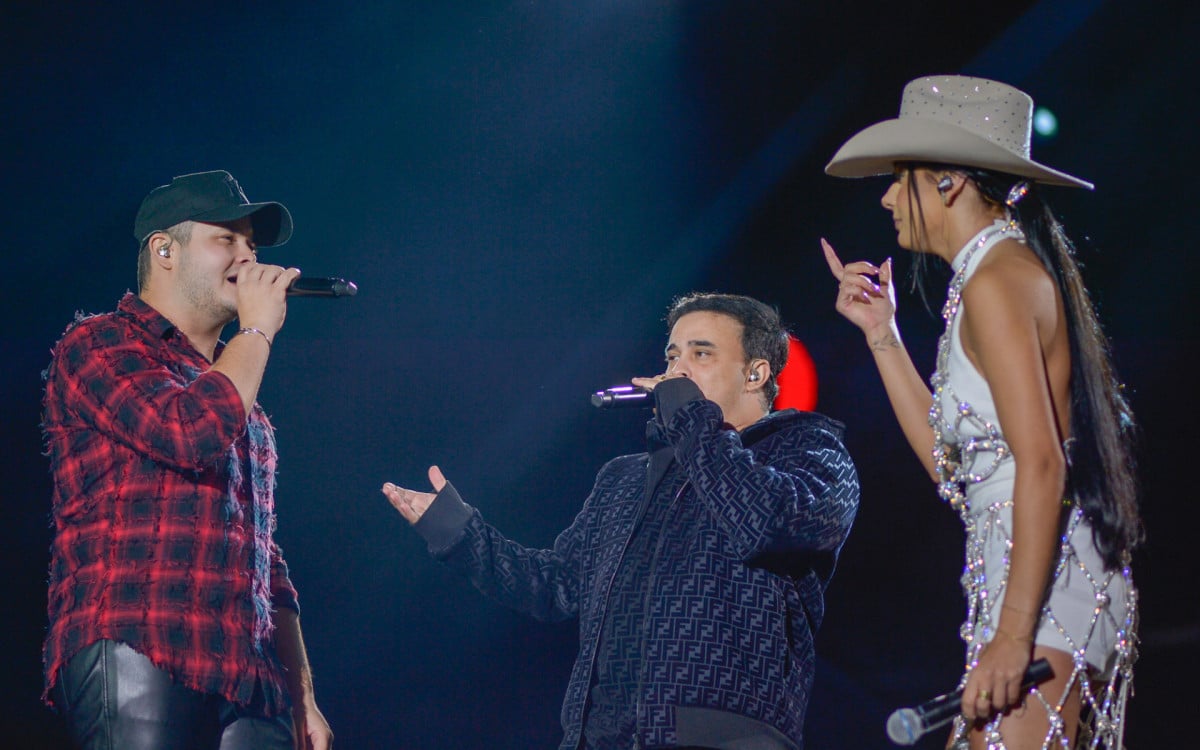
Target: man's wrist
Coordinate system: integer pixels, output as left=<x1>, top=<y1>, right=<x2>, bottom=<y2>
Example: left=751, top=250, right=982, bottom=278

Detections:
left=234, top=326, right=273, bottom=349
left=288, top=671, right=316, bottom=703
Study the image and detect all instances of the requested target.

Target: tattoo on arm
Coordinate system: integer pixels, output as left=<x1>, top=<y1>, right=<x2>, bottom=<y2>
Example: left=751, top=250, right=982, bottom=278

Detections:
left=870, top=332, right=901, bottom=352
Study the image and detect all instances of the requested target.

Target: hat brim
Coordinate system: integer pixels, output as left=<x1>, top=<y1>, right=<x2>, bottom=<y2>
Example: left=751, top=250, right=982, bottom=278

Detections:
left=191, top=201, right=293, bottom=246
left=825, top=117, right=1093, bottom=190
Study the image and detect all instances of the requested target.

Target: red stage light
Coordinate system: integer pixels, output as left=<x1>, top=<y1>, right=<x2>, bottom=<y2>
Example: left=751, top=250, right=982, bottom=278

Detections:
left=773, top=335, right=817, bottom=412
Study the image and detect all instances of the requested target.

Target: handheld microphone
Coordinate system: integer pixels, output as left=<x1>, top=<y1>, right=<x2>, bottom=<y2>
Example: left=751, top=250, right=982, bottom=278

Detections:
left=287, top=277, right=358, bottom=297
left=886, top=658, right=1053, bottom=746
left=591, top=386, right=654, bottom=409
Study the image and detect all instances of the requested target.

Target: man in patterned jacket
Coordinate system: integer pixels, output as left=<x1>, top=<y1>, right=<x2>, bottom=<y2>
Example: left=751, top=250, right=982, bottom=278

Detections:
left=383, top=292, right=859, bottom=749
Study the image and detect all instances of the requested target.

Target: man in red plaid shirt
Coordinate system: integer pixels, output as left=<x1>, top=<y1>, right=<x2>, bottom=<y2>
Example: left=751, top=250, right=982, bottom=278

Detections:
left=42, top=171, right=333, bottom=750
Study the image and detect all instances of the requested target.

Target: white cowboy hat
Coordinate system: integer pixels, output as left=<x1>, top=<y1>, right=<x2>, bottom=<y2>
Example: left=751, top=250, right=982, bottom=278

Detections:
left=825, top=75, right=1093, bottom=190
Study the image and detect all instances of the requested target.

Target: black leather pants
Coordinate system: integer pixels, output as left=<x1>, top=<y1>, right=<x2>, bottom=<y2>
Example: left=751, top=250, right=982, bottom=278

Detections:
left=54, top=640, right=294, bottom=750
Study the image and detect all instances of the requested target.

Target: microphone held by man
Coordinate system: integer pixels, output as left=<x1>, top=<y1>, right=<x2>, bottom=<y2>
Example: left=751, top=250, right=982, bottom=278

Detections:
left=591, top=385, right=655, bottom=409
left=286, top=276, right=358, bottom=297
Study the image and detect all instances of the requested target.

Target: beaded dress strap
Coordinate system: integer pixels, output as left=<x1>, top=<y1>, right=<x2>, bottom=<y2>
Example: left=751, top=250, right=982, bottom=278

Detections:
left=928, top=220, right=1024, bottom=514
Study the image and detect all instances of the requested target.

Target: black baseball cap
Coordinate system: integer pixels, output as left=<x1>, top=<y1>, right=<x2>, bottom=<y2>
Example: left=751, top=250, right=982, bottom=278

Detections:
left=133, top=170, right=293, bottom=247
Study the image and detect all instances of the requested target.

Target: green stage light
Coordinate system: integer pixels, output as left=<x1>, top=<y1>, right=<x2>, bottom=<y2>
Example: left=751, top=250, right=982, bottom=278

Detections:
left=1033, top=106, right=1058, bottom=139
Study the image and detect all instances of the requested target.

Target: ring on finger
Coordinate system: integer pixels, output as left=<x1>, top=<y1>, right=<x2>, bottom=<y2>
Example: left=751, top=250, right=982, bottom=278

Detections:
left=978, top=689, right=991, bottom=702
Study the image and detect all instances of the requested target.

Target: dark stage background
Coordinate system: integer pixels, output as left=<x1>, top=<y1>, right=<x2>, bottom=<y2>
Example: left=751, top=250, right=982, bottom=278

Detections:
left=3, top=1, right=1196, bottom=748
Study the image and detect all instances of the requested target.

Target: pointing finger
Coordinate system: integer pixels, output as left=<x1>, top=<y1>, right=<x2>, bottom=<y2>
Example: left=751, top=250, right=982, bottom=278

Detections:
left=820, top=238, right=845, bottom=280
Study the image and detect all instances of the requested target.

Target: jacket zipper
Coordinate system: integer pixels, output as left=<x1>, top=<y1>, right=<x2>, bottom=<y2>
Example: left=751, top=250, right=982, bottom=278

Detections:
left=575, top=462, right=660, bottom=750
left=632, top=481, right=688, bottom=749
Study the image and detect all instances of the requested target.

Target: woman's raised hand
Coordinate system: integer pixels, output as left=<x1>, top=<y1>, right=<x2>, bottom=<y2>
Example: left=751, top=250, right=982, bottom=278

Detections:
left=821, top=238, right=896, bottom=338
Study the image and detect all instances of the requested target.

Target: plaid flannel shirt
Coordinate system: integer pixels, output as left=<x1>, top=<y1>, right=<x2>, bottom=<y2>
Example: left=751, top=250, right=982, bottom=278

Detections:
left=42, top=293, right=298, bottom=715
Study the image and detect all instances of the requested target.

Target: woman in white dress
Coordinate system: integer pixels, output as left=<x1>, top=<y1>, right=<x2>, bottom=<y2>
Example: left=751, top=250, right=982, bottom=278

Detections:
left=821, top=75, right=1141, bottom=749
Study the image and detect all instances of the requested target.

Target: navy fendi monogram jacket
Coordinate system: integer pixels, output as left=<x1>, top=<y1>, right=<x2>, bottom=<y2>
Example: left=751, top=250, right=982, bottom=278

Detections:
left=414, top=378, right=860, bottom=749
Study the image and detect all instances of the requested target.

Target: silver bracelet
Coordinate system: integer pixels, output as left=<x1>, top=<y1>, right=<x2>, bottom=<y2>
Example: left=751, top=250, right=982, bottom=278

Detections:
left=235, top=326, right=273, bottom=349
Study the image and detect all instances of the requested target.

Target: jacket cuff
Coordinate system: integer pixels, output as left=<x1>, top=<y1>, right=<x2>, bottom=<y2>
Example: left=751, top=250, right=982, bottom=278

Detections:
left=413, top=481, right=475, bottom=556
left=653, top=377, right=705, bottom=426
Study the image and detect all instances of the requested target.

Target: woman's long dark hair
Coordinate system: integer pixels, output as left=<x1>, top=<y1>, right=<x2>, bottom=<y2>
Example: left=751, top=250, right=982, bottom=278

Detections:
left=907, top=163, right=1143, bottom=570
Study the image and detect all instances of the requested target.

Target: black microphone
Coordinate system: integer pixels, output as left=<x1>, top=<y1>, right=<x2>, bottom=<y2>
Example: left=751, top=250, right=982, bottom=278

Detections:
left=591, top=386, right=654, bottom=409
left=287, top=277, right=358, bottom=297
left=886, top=658, right=1053, bottom=746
